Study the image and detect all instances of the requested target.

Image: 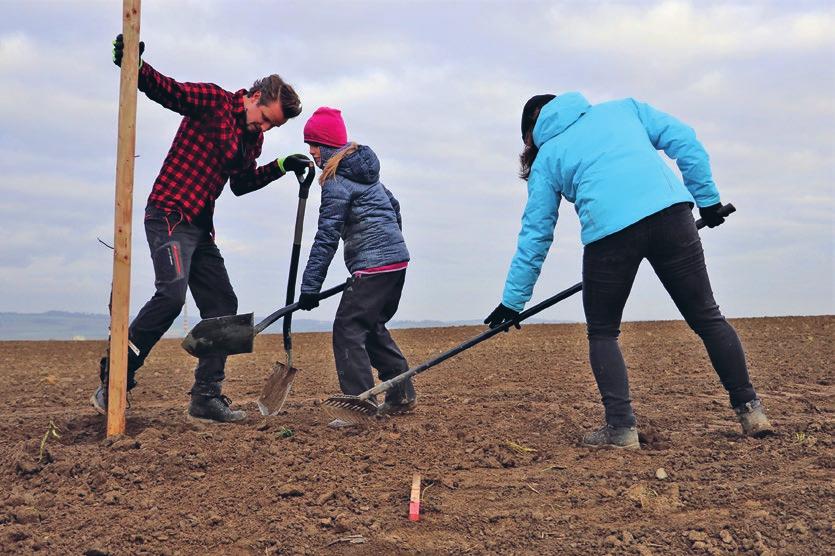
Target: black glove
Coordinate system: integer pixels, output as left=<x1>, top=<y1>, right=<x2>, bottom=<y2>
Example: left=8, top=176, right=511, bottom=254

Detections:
left=698, top=203, right=725, bottom=228
left=277, top=154, right=313, bottom=175
left=484, top=303, right=521, bottom=330
left=113, top=33, right=145, bottom=68
left=297, top=292, right=319, bottom=311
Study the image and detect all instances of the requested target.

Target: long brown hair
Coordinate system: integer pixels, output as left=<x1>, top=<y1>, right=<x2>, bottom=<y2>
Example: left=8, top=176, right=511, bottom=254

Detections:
left=519, top=112, right=542, bottom=181
left=519, top=94, right=555, bottom=181
left=320, top=142, right=359, bottom=185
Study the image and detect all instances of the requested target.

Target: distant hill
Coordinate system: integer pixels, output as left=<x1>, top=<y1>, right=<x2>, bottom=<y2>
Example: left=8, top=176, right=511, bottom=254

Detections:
left=0, top=311, right=575, bottom=340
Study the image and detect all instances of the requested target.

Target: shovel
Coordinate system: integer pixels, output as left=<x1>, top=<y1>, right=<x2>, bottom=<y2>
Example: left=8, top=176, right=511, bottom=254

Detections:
left=258, top=161, right=318, bottom=415
left=323, top=203, right=736, bottom=424
left=181, top=280, right=346, bottom=358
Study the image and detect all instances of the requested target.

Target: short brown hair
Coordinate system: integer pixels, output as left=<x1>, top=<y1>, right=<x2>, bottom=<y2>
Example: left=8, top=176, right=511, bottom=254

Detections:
left=249, top=75, right=302, bottom=119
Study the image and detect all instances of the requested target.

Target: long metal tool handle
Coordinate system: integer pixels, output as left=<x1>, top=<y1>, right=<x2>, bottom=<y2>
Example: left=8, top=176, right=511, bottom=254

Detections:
left=282, top=163, right=316, bottom=359
left=359, top=203, right=736, bottom=401
left=255, top=281, right=346, bottom=335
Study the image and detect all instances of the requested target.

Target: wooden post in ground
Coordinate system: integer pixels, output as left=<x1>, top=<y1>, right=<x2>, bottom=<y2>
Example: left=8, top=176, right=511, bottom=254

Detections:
left=107, top=0, right=142, bottom=437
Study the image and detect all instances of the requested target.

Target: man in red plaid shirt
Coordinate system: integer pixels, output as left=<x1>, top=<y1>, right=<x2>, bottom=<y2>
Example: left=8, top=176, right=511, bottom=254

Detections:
left=93, top=35, right=313, bottom=423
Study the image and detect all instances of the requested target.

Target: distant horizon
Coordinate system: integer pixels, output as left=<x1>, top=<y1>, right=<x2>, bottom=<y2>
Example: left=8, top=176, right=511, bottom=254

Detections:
left=1, top=309, right=831, bottom=342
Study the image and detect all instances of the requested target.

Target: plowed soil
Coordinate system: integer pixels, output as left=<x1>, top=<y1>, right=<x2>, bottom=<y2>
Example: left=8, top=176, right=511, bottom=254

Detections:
left=1, top=316, right=832, bottom=555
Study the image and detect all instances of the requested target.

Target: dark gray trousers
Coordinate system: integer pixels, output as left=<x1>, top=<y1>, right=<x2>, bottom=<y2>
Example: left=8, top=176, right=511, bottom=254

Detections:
left=582, top=203, right=756, bottom=427
left=100, top=206, right=237, bottom=393
left=332, top=270, right=409, bottom=396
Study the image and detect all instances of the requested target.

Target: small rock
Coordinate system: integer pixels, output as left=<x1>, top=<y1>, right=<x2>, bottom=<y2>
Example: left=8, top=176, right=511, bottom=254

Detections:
left=719, top=529, right=733, bottom=544
left=84, top=549, right=110, bottom=556
left=12, top=507, right=40, bottom=524
left=622, top=530, right=634, bottom=544
left=688, top=530, right=708, bottom=543
left=256, top=421, right=270, bottom=432
left=655, top=468, right=668, bottom=480
left=693, top=541, right=707, bottom=550
left=207, top=514, right=223, bottom=526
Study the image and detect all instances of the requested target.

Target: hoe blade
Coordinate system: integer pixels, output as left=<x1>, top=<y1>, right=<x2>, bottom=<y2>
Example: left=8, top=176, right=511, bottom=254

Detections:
left=257, top=362, right=298, bottom=416
left=323, top=395, right=379, bottom=425
left=181, top=313, right=255, bottom=358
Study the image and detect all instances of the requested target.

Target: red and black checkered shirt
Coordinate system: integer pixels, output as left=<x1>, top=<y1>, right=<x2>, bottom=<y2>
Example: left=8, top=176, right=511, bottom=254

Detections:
left=138, top=62, right=284, bottom=225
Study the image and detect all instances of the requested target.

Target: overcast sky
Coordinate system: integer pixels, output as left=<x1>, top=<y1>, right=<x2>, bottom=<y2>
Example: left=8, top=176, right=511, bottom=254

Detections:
left=1, top=0, right=833, bottom=326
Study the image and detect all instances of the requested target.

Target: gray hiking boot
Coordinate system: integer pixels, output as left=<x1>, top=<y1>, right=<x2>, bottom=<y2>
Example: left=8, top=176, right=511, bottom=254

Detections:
left=734, top=398, right=774, bottom=437
left=582, top=424, right=640, bottom=449
left=91, top=383, right=132, bottom=415
left=91, top=383, right=107, bottom=415
left=377, top=378, right=417, bottom=416
left=188, top=394, right=247, bottom=423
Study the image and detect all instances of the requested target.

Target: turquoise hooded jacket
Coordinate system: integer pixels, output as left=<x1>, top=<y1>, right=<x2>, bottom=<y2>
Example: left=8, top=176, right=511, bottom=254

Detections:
left=502, top=92, right=721, bottom=311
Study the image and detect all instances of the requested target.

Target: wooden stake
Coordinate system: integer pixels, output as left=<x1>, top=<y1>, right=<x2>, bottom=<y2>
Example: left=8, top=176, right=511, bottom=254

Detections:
left=107, top=0, right=141, bottom=437
left=409, top=473, right=421, bottom=521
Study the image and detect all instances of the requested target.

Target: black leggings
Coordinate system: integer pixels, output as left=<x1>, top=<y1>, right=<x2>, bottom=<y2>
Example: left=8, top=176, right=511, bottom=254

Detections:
left=582, top=203, right=756, bottom=427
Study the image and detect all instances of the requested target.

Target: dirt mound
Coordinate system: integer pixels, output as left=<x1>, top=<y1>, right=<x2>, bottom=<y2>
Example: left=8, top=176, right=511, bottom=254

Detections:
left=0, top=316, right=832, bottom=554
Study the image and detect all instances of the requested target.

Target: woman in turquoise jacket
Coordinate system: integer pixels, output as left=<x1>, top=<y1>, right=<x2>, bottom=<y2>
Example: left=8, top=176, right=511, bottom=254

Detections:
left=484, top=93, right=772, bottom=448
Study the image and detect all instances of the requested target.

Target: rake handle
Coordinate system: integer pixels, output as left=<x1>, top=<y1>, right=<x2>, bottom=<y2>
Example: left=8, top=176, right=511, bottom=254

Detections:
left=358, top=202, right=736, bottom=401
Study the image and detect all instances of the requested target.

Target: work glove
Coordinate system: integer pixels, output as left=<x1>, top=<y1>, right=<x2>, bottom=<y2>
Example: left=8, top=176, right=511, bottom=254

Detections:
left=484, top=303, right=521, bottom=331
left=112, top=33, right=145, bottom=68
left=277, top=154, right=313, bottom=175
left=698, top=203, right=725, bottom=228
left=297, top=292, right=320, bottom=311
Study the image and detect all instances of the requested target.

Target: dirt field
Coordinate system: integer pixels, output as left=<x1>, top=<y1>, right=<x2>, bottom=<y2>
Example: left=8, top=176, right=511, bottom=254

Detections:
left=0, top=316, right=832, bottom=555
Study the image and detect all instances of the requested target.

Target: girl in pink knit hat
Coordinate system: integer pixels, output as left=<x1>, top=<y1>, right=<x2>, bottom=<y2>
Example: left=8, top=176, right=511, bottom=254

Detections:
left=297, top=107, right=415, bottom=425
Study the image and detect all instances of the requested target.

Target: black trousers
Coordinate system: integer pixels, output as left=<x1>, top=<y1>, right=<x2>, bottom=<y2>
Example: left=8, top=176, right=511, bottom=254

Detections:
left=332, top=270, right=409, bottom=395
left=100, top=206, right=238, bottom=393
left=582, top=203, right=756, bottom=427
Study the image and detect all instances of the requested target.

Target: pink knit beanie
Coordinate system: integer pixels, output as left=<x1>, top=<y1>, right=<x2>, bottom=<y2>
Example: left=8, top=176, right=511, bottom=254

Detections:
left=303, top=107, right=348, bottom=148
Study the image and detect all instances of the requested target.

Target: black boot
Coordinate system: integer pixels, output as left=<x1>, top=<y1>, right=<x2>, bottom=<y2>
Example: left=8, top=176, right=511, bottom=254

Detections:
left=378, top=376, right=417, bottom=416
left=188, top=382, right=246, bottom=423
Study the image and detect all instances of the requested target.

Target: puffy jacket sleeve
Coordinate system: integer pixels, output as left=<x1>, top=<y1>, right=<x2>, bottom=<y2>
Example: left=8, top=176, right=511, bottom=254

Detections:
left=501, top=163, right=561, bottom=312
left=300, top=179, right=351, bottom=294
left=382, top=185, right=403, bottom=230
left=631, top=99, right=720, bottom=207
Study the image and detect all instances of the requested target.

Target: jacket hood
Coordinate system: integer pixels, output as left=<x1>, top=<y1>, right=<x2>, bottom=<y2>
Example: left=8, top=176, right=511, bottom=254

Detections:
left=532, top=92, right=591, bottom=148
left=319, top=144, right=380, bottom=185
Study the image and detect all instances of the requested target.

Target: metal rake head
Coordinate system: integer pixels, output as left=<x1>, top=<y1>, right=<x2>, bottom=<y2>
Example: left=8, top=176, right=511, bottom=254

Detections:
left=323, top=395, right=379, bottom=426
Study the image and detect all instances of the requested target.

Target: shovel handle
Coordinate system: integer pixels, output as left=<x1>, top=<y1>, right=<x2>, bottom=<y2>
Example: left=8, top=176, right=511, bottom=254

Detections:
left=360, top=203, right=737, bottom=400
left=283, top=161, right=317, bottom=352
left=258, top=280, right=346, bottom=335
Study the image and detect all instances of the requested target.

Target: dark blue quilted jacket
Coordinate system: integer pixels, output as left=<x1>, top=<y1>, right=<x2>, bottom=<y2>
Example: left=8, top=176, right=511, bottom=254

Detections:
left=300, top=144, right=409, bottom=293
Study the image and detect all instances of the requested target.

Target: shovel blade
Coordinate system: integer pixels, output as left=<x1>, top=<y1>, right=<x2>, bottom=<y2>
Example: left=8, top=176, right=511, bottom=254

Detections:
left=322, top=394, right=379, bottom=425
left=257, top=362, right=299, bottom=416
left=181, top=313, right=255, bottom=357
